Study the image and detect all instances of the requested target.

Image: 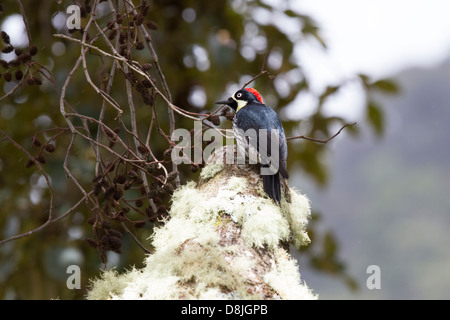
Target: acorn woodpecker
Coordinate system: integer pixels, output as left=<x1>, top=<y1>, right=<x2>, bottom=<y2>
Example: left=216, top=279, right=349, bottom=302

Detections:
left=216, top=88, right=288, bottom=204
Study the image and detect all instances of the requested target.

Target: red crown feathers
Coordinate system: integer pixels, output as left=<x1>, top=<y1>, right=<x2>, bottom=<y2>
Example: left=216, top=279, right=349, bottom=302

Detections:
left=245, top=88, right=263, bottom=104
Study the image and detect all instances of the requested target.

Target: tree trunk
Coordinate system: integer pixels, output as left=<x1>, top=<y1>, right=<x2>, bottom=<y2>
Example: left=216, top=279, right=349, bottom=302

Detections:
left=87, top=146, right=317, bottom=300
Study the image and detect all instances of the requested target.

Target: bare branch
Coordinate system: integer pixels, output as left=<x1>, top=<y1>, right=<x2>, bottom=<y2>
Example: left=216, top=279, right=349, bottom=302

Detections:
left=286, top=122, right=357, bottom=143
left=241, top=50, right=273, bottom=89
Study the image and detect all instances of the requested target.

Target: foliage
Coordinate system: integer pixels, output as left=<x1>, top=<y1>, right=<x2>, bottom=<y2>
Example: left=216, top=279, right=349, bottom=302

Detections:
left=0, top=0, right=397, bottom=299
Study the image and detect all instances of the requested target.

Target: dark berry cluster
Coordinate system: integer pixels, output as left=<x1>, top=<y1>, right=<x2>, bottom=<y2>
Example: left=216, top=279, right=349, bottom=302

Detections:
left=87, top=153, right=178, bottom=264
left=0, top=31, right=41, bottom=86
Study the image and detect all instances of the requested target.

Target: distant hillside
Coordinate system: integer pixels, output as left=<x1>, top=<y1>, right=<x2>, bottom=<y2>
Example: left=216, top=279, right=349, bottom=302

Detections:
left=294, top=57, right=450, bottom=299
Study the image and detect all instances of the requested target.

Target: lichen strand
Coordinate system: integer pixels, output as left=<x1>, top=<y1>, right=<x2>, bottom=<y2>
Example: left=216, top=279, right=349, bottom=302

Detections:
left=86, top=268, right=138, bottom=300
left=87, top=156, right=316, bottom=300
left=199, top=163, right=224, bottom=180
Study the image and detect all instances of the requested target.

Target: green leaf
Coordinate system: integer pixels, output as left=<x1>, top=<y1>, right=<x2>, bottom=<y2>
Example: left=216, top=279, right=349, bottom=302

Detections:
left=284, top=9, right=298, bottom=18
left=323, top=231, right=338, bottom=258
left=344, top=276, right=359, bottom=291
left=358, top=73, right=371, bottom=88
left=367, top=101, right=384, bottom=136
left=318, top=85, right=340, bottom=106
left=371, top=79, right=399, bottom=94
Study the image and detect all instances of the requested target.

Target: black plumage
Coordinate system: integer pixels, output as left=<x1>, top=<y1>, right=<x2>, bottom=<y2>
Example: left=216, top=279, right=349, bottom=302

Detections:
left=216, top=88, right=288, bottom=203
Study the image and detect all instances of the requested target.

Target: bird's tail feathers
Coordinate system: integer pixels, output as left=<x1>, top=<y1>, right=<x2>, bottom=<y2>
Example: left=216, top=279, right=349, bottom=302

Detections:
left=263, top=172, right=281, bottom=204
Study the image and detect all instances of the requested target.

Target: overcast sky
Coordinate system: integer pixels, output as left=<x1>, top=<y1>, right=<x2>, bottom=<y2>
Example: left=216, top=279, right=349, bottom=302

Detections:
left=282, top=0, right=450, bottom=120
left=295, top=0, right=450, bottom=78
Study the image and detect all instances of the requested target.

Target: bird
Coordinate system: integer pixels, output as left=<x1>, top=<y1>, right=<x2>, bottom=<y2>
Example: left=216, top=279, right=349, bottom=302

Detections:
left=215, top=88, right=288, bottom=204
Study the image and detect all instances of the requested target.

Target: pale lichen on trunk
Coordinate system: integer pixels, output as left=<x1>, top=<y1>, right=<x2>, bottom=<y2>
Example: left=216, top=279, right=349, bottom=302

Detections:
left=87, top=146, right=317, bottom=300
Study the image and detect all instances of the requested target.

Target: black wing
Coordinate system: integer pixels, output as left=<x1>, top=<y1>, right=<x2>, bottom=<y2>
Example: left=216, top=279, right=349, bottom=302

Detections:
left=235, top=104, right=288, bottom=178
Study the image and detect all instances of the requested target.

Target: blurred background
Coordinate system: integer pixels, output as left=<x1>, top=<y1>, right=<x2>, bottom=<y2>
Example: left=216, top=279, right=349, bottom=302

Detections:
left=1, top=0, right=450, bottom=299
left=291, top=0, right=450, bottom=299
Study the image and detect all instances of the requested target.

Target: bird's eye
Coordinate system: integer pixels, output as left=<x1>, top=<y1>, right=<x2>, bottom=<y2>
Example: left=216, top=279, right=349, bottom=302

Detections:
left=236, top=93, right=242, bottom=98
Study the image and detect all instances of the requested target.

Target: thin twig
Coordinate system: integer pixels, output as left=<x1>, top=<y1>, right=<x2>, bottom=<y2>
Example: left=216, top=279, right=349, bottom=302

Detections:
left=286, top=122, right=357, bottom=143
left=241, top=50, right=272, bottom=89
left=121, top=222, right=153, bottom=254
left=125, top=0, right=179, bottom=187
left=16, top=0, right=31, bottom=43
left=0, top=70, right=29, bottom=102
left=0, top=129, right=55, bottom=246
left=63, top=133, right=96, bottom=207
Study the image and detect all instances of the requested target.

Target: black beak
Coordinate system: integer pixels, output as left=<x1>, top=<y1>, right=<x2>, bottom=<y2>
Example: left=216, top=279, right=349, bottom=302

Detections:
left=215, top=97, right=233, bottom=105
